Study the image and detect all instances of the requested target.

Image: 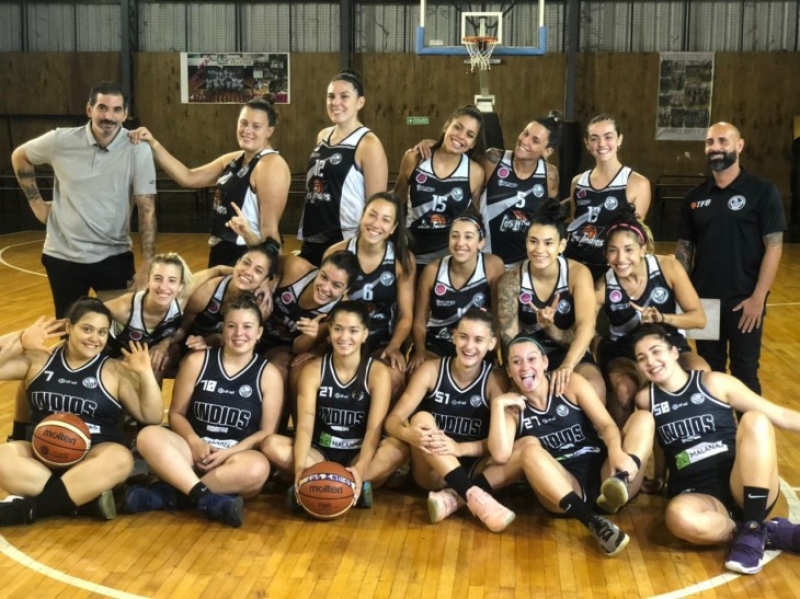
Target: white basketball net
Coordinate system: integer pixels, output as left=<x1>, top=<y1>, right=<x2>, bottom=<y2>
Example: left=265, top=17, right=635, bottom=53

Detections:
left=464, top=36, right=498, bottom=72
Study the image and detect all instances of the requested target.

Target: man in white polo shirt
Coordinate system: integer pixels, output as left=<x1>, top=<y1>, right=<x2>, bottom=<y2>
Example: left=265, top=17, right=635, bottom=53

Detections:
left=11, top=80, right=157, bottom=317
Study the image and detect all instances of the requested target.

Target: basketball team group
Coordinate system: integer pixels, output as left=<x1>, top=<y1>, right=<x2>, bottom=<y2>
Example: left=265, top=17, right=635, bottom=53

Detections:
left=1, top=71, right=799, bottom=577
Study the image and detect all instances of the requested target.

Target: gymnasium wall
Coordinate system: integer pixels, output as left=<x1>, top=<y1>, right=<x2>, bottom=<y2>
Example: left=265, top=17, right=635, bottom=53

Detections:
left=1, top=51, right=797, bottom=235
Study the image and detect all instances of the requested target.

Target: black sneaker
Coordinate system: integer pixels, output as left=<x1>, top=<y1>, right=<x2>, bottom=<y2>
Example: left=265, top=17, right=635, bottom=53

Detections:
left=286, top=485, right=303, bottom=513
left=587, top=515, right=630, bottom=557
left=125, top=481, right=179, bottom=513
left=725, top=521, right=767, bottom=575
left=0, top=496, right=36, bottom=526
left=197, top=493, right=244, bottom=528
left=596, top=472, right=630, bottom=514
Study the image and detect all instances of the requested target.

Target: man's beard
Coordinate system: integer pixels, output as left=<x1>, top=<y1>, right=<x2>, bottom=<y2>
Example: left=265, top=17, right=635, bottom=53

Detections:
left=707, top=150, right=737, bottom=172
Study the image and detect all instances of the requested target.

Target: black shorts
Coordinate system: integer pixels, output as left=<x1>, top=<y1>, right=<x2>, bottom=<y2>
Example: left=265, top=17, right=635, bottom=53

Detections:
left=561, top=450, right=607, bottom=506
left=668, top=458, right=741, bottom=518
left=544, top=347, right=595, bottom=371
left=311, top=443, right=360, bottom=467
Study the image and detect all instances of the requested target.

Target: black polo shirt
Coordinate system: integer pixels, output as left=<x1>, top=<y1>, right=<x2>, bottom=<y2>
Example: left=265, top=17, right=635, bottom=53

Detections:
left=678, top=168, right=786, bottom=304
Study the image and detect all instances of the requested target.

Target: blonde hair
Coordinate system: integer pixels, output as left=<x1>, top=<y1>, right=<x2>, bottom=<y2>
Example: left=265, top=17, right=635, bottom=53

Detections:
left=149, top=253, right=194, bottom=289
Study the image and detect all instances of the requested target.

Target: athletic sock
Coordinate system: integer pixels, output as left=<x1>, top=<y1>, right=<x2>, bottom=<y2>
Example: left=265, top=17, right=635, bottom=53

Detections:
left=188, top=482, right=212, bottom=505
left=742, top=486, right=770, bottom=523
left=471, top=473, right=493, bottom=494
left=34, top=476, right=77, bottom=518
left=444, top=468, right=474, bottom=501
left=11, top=420, right=29, bottom=441
left=559, top=491, right=592, bottom=526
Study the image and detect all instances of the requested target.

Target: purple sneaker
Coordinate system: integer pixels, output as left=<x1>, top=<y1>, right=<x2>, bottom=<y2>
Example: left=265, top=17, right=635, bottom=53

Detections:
left=724, top=521, right=767, bottom=575
left=765, top=518, right=800, bottom=553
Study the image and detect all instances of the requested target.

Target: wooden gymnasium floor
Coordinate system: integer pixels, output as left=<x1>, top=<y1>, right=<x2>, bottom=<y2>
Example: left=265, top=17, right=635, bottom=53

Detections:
left=2, top=231, right=800, bottom=599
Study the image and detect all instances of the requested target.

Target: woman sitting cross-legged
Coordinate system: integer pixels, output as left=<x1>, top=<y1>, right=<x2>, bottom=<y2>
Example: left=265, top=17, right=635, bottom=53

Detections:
left=125, top=293, right=284, bottom=527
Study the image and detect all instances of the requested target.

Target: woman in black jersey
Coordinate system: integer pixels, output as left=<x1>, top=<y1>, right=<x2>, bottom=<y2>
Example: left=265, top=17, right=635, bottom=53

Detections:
left=262, top=302, right=404, bottom=509
left=395, top=105, right=486, bottom=268
left=479, top=114, right=562, bottom=267
left=176, top=241, right=279, bottom=351
left=323, top=192, right=416, bottom=398
left=496, top=199, right=604, bottom=401
left=0, top=298, right=163, bottom=526
left=386, top=309, right=515, bottom=533
left=409, top=213, right=505, bottom=373
left=632, top=324, right=800, bottom=575
left=596, top=208, right=709, bottom=425
left=104, top=253, right=231, bottom=378
left=564, top=114, right=652, bottom=280
left=129, top=97, right=291, bottom=266
left=298, top=69, right=389, bottom=266
left=125, top=294, right=284, bottom=528
left=486, top=335, right=653, bottom=557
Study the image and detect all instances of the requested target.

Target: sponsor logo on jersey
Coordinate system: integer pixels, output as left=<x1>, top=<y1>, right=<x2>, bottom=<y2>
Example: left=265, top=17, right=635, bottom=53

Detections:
left=208, top=299, right=221, bottom=314
left=429, top=214, right=449, bottom=229
left=574, top=225, right=605, bottom=247
left=499, top=211, right=530, bottom=232
left=217, top=172, right=234, bottom=186
left=557, top=299, right=572, bottom=314
left=469, top=394, right=483, bottom=408
left=519, top=291, right=533, bottom=305
left=82, top=377, right=98, bottom=389
left=434, top=283, right=447, bottom=296
left=498, top=180, right=519, bottom=188
left=604, top=196, right=619, bottom=210
left=576, top=188, right=587, bottom=199
left=380, top=272, right=395, bottom=286
left=609, top=289, right=624, bottom=303
left=239, top=385, right=253, bottom=398
left=451, top=188, right=465, bottom=202
left=497, top=167, right=510, bottom=179
left=130, top=330, right=143, bottom=341
left=675, top=440, right=728, bottom=470
left=651, top=287, right=669, bottom=304
left=281, top=291, right=294, bottom=305
left=533, top=184, right=545, bottom=198
left=472, top=293, right=487, bottom=308
left=329, top=153, right=343, bottom=165
left=690, top=393, right=705, bottom=405
left=556, top=404, right=569, bottom=417
left=416, top=185, right=436, bottom=193
left=728, top=195, right=746, bottom=211
left=416, top=173, right=428, bottom=184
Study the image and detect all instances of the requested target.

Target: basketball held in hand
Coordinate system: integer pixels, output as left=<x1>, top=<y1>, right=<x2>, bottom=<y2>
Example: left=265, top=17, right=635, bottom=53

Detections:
left=296, top=461, right=357, bottom=520
left=32, top=413, right=92, bottom=469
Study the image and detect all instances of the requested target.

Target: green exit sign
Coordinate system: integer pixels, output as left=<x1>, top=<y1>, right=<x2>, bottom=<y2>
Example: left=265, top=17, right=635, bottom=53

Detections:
left=406, top=116, right=430, bottom=125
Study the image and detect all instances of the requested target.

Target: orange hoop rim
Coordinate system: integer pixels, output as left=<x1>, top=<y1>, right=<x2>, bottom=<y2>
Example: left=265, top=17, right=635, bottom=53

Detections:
left=463, top=35, right=499, bottom=45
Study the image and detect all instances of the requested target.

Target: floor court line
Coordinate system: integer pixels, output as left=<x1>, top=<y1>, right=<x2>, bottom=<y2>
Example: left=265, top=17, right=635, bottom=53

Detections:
left=0, top=239, right=45, bottom=277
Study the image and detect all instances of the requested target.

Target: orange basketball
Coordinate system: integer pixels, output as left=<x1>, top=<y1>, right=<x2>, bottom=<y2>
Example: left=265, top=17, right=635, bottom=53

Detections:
left=296, top=461, right=356, bottom=520
left=32, top=413, right=92, bottom=469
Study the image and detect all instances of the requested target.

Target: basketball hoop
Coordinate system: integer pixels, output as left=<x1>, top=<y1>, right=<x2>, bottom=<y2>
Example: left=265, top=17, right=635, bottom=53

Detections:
left=463, top=36, right=498, bottom=72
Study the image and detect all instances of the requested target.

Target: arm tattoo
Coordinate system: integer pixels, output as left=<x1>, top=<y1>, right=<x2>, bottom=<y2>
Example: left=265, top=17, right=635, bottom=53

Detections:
left=764, top=232, right=783, bottom=246
left=674, top=239, right=694, bottom=274
left=136, top=194, right=157, bottom=263
left=15, top=167, right=43, bottom=203
left=496, top=273, right=521, bottom=351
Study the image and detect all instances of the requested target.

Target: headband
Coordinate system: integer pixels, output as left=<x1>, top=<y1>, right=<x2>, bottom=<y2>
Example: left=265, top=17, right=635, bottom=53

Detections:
left=452, top=214, right=485, bottom=239
left=606, top=222, right=645, bottom=245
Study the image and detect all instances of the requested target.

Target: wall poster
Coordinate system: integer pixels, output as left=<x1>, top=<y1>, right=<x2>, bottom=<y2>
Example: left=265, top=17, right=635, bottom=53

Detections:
left=180, top=53, right=290, bottom=104
left=656, top=52, right=714, bottom=141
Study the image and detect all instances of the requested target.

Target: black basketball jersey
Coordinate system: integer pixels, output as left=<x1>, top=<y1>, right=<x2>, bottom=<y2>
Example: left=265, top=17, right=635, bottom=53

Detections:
left=407, top=154, right=473, bottom=264
left=345, top=237, right=397, bottom=348
left=649, top=370, right=737, bottom=487
left=299, top=127, right=370, bottom=247
left=481, top=152, right=549, bottom=266
left=262, top=269, right=340, bottom=347
left=566, top=166, right=633, bottom=269
left=516, top=380, right=605, bottom=466
left=187, top=347, right=267, bottom=448
left=312, top=354, right=374, bottom=454
left=189, top=276, right=232, bottom=338
left=604, top=254, right=680, bottom=341
left=426, top=254, right=491, bottom=350
left=27, top=347, right=123, bottom=444
left=414, top=357, right=492, bottom=443
left=210, top=149, right=278, bottom=244
left=107, top=290, right=182, bottom=358
left=518, top=256, right=575, bottom=350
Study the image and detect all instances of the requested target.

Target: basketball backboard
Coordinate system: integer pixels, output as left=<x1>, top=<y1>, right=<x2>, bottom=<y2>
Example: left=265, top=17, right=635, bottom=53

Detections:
left=416, top=0, right=548, bottom=56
